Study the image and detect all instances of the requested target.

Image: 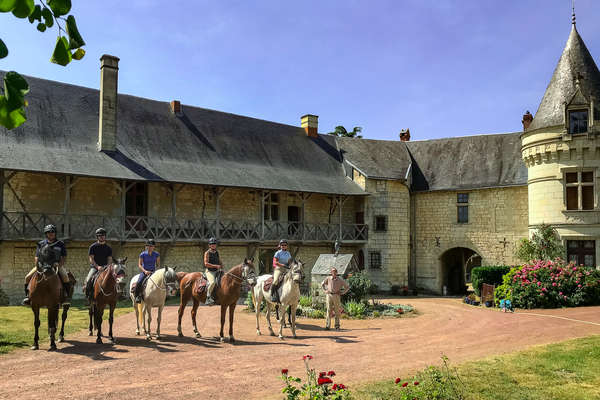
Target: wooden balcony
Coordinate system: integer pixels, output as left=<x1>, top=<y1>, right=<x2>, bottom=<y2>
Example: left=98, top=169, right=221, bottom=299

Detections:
left=0, top=212, right=368, bottom=243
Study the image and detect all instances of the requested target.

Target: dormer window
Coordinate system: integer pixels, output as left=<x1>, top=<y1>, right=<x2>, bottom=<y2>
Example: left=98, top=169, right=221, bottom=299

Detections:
left=569, top=109, right=588, bottom=134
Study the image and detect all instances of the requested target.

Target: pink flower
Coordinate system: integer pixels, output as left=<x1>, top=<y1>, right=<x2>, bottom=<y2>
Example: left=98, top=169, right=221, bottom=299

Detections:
left=578, top=284, right=582, bottom=288
left=559, top=292, right=563, bottom=296
left=537, top=282, right=541, bottom=286
left=552, top=283, right=557, bottom=287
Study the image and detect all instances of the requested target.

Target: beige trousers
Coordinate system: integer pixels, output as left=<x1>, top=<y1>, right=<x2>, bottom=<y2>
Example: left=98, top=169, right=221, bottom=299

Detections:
left=272, top=267, right=284, bottom=287
left=326, top=293, right=342, bottom=329
left=26, top=265, right=69, bottom=283
left=205, top=269, right=217, bottom=297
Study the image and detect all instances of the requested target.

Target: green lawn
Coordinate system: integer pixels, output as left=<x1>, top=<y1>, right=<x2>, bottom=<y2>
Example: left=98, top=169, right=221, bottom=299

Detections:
left=0, top=299, right=134, bottom=354
left=354, top=335, right=600, bottom=400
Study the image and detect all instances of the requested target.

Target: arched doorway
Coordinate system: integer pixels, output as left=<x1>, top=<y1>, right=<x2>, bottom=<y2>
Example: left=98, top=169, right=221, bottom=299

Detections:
left=440, top=247, right=481, bottom=295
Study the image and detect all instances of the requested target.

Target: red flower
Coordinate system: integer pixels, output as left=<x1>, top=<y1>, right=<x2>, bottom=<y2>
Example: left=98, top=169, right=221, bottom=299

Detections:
left=319, top=371, right=327, bottom=378
left=281, top=369, right=288, bottom=375
left=395, top=378, right=401, bottom=384
left=327, top=370, right=336, bottom=377
left=318, top=377, right=333, bottom=385
left=414, top=381, right=420, bottom=386
left=333, top=383, right=346, bottom=390
left=397, top=308, right=404, bottom=314
left=402, top=382, right=408, bottom=387
left=303, top=355, right=313, bottom=360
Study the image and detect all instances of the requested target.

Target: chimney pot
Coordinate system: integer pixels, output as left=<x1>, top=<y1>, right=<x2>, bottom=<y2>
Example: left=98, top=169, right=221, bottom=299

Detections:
left=170, top=100, right=182, bottom=115
left=98, top=54, right=120, bottom=152
left=301, top=114, right=319, bottom=137
left=399, top=128, right=411, bottom=142
left=522, top=111, right=533, bottom=131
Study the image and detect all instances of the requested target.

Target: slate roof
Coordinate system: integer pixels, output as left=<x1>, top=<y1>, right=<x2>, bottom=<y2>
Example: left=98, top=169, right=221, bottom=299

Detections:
left=311, top=254, right=357, bottom=276
left=406, top=132, right=528, bottom=192
left=0, top=74, right=366, bottom=196
left=335, top=137, right=411, bottom=180
left=529, top=25, right=600, bottom=131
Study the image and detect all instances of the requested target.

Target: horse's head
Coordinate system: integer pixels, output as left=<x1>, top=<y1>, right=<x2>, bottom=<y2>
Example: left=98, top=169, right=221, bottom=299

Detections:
left=113, top=257, right=128, bottom=292
left=163, top=265, right=179, bottom=296
left=242, top=257, right=257, bottom=286
left=290, top=259, right=304, bottom=284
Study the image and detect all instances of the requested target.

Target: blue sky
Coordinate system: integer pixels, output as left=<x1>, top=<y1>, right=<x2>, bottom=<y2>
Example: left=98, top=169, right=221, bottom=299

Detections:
left=2, top=1, right=600, bottom=141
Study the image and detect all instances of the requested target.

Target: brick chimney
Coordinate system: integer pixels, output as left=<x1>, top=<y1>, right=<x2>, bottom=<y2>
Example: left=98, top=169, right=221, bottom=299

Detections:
left=98, top=54, right=120, bottom=151
left=522, top=111, right=533, bottom=131
left=170, top=100, right=183, bottom=116
left=301, top=114, right=318, bottom=138
left=399, top=128, right=411, bottom=141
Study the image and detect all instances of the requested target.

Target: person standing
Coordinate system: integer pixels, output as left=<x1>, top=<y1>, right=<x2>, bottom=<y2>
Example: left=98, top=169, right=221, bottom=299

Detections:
left=271, top=239, right=291, bottom=303
left=134, top=239, right=160, bottom=303
left=321, top=267, right=349, bottom=330
left=23, top=224, right=71, bottom=305
left=84, top=227, right=113, bottom=299
left=204, top=237, right=223, bottom=305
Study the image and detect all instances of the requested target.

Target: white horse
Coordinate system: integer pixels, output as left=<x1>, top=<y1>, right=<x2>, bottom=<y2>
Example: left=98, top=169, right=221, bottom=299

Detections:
left=129, top=266, right=178, bottom=340
left=252, top=260, right=303, bottom=339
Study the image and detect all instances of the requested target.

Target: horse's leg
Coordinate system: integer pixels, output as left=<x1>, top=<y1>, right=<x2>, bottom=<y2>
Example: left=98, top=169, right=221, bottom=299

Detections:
left=290, top=304, right=298, bottom=339
left=265, top=303, right=275, bottom=336
left=31, top=306, right=40, bottom=350
left=255, top=289, right=262, bottom=336
left=134, top=298, right=141, bottom=335
left=277, top=303, right=285, bottom=339
left=88, top=303, right=94, bottom=336
left=219, top=304, right=226, bottom=342
left=177, top=297, right=187, bottom=337
left=145, top=304, right=152, bottom=340
left=59, top=304, right=70, bottom=342
left=288, top=306, right=292, bottom=326
left=95, top=305, right=104, bottom=344
left=48, top=304, right=58, bottom=351
left=228, top=304, right=236, bottom=343
left=108, top=303, right=115, bottom=344
left=191, top=298, right=201, bottom=338
left=156, top=305, right=163, bottom=339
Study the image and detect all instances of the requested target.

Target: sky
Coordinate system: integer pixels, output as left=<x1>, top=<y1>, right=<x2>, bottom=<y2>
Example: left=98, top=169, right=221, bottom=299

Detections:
left=2, top=0, right=600, bottom=142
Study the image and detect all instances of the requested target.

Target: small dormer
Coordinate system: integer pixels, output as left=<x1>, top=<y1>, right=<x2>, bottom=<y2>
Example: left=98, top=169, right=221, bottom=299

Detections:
left=563, top=77, right=597, bottom=139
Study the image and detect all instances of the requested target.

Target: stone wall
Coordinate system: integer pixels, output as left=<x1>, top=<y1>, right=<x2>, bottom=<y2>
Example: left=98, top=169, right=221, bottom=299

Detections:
left=413, top=185, right=529, bottom=293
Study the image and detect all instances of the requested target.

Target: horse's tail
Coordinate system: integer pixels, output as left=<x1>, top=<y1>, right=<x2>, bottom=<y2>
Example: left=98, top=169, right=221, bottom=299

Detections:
left=137, top=303, right=144, bottom=326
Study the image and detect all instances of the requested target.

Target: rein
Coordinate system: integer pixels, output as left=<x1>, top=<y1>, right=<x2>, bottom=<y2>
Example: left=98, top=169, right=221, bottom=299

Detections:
left=98, top=265, right=117, bottom=297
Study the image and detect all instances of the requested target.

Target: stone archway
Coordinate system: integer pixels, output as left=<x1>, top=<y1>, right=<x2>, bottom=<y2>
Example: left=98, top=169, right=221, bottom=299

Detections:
left=440, top=247, right=480, bottom=295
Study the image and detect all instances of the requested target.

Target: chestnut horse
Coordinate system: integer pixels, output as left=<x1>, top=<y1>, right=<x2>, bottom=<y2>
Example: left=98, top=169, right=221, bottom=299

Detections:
left=27, top=262, right=76, bottom=350
left=88, top=258, right=127, bottom=344
left=176, top=271, right=207, bottom=338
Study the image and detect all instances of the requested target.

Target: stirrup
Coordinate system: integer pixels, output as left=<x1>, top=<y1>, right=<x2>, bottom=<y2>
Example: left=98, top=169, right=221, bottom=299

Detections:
left=22, top=297, right=31, bottom=306
left=135, top=295, right=142, bottom=304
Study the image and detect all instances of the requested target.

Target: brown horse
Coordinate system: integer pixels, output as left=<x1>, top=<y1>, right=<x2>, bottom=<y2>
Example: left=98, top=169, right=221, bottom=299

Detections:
left=27, top=263, right=76, bottom=350
left=177, top=271, right=207, bottom=338
left=88, top=258, right=127, bottom=344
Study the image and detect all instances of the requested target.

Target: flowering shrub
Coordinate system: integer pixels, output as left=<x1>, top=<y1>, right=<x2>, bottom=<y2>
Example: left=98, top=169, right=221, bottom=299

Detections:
left=393, top=355, right=465, bottom=400
left=280, top=355, right=351, bottom=400
left=495, top=260, right=600, bottom=309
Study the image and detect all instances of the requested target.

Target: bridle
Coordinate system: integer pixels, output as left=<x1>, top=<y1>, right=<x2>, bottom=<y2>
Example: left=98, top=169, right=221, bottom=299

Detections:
left=224, top=261, right=256, bottom=285
left=98, top=262, right=127, bottom=297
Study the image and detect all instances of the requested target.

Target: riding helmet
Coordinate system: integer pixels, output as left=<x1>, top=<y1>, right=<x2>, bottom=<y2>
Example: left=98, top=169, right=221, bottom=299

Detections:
left=279, top=239, right=288, bottom=245
left=95, top=227, right=107, bottom=236
left=43, top=224, right=57, bottom=234
left=208, top=237, right=218, bottom=245
left=146, top=238, right=156, bottom=246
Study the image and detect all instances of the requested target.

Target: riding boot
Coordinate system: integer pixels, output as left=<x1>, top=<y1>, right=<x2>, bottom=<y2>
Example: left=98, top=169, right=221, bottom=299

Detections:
left=205, top=290, right=215, bottom=305
left=62, top=282, right=72, bottom=305
left=270, top=284, right=279, bottom=303
left=135, top=283, right=143, bottom=303
left=22, top=283, right=30, bottom=306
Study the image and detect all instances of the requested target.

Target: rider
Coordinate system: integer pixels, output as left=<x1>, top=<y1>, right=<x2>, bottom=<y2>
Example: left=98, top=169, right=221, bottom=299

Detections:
left=271, top=239, right=292, bottom=303
left=134, top=239, right=160, bottom=303
left=23, top=224, right=71, bottom=306
left=204, top=237, right=223, bottom=305
left=84, top=227, right=113, bottom=299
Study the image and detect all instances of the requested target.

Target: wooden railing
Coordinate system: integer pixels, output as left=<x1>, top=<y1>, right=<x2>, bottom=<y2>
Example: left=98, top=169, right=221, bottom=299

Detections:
left=0, top=212, right=368, bottom=242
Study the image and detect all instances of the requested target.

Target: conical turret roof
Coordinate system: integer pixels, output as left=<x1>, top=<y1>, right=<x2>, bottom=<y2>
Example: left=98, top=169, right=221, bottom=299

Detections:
left=529, top=25, right=600, bottom=131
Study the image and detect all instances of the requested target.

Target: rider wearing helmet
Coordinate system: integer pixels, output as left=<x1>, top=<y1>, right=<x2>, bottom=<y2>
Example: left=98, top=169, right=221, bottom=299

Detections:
left=271, top=239, right=292, bottom=303
left=203, top=237, right=223, bottom=305
left=84, top=228, right=113, bottom=299
left=133, top=239, right=160, bottom=303
left=23, top=224, right=70, bottom=305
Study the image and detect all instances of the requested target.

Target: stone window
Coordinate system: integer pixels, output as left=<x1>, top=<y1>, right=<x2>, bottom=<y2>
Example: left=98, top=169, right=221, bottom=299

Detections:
left=567, top=240, right=595, bottom=267
left=369, top=251, right=382, bottom=269
left=569, top=110, right=588, bottom=134
left=264, top=193, right=279, bottom=221
left=565, top=171, right=594, bottom=210
left=457, top=193, right=469, bottom=223
left=374, top=215, right=387, bottom=232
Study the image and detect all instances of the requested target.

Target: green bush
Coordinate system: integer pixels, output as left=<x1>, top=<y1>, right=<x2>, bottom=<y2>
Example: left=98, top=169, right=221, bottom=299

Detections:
left=299, top=295, right=312, bottom=308
left=515, top=224, right=565, bottom=262
left=343, top=301, right=367, bottom=318
left=471, top=266, right=512, bottom=296
left=342, top=272, right=375, bottom=303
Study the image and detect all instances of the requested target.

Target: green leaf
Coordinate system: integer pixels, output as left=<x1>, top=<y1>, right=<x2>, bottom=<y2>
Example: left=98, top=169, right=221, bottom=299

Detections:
left=66, top=15, right=85, bottom=49
left=41, top=7, right=53, bottom=27
left=27, top=4, right=41, bottom=22
left=4, top=71, right=29, bottom=111
left=0, top=0, right=16, bottom=13
left=36, top=22, right=46, bottom=32
left=46, top=0, right=70, bottom=17
left=72, top=48, right=85, bottom=60
left=0, top=97, right=26, bottom=129
left=0, top=39, right=7, bottom=59
left=50, top=36, right=71, bottom=66
left=11, top=0, right=33, bottom=18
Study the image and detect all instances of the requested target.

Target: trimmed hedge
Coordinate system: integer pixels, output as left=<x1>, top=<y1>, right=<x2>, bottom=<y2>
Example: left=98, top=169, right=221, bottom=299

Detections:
left=471, top=266, right=512, bottom=296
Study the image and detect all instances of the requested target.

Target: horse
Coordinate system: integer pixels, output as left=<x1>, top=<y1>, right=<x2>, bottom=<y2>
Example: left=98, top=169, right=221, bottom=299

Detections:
left=88, top=258, right=127, bottom=344
left=252, top=260, right=304, bottom=339
left=176, top=271, right=207, bottom=338
left=129, top=266, right=178, bottom=340
left=202, top=258, right=256, bottom=342
left=27, top=261, right=76, bottom=350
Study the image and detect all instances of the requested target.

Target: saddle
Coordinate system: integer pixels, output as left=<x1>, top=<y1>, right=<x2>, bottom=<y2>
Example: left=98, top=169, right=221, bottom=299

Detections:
left=192, top=277, right=208, bottom=296
left=263, top=276, right=274, bottom=292
left=131, top=274, right=152, bottom=299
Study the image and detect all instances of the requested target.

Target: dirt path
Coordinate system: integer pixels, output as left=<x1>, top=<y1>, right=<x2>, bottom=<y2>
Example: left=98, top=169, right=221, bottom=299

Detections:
left=2, top=298, right=600, bottom=400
